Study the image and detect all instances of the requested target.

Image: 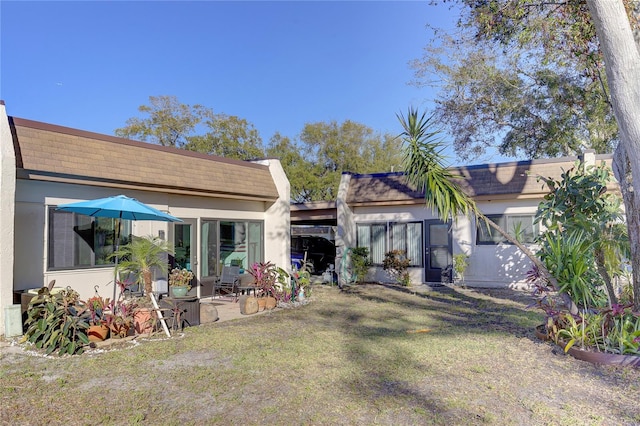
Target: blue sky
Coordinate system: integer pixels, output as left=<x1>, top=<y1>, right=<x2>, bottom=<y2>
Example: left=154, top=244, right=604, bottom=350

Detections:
left=1, top=1, right=510, bottom=166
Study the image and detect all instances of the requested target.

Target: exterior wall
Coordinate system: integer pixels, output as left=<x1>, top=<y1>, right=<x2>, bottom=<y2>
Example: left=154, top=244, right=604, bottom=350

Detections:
left=0, top=103, right=16, bottom=335
left=258, top=159, right=291, bottom=273
left=347, top=204, right=437, bottom=285
left=461, top=200, right=541, bottom=289
left=339, top=192, right=542, bottom=288
left=14, top=178, right=289, bottom=302
left=335, top=174, right=353, bottom=285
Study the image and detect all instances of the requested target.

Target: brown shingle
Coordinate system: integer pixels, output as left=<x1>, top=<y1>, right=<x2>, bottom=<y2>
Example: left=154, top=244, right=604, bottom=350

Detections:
left=11, top=117, right=279, bottom=201
left=346, top=156, right=615, bottom=205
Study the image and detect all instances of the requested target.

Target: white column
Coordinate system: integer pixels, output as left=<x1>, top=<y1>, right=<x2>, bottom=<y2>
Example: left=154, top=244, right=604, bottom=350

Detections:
left=0, top=101, right=17, bottom=337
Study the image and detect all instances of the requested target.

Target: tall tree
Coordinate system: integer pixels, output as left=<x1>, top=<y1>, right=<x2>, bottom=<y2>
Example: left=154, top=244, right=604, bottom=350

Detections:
left=185, top=114, right=264, bottom=160
left=116, top=96, right=265, bottom=160
left=297, top=120, right=403, bottom=201
left=115, top=95, right=210, bottom=148
left=586, top=0, right=640, bottom=309
left=266, top=133, right=321, bottom=203
left=417, top=0, right=640, bottom=309
left=411, top=1, right=638, bottom=162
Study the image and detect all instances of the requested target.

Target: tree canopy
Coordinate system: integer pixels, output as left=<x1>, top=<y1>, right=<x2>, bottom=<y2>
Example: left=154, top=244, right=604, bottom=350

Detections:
left=411, top=0, right=638, bottom=162
left=116, top=96, right=402, bottom=202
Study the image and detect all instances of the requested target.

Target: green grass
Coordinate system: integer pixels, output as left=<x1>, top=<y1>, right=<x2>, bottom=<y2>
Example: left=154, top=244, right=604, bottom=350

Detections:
left=1, top=284, right=639, bottom=425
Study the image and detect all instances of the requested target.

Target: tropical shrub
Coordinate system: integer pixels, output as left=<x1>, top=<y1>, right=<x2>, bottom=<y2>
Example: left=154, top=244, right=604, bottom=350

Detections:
left=350, top=247, right=371, bottom=284
left=453, top=253, right=470, bottom=284
left=532, top=162, right=640, bottom=357
left=383, top=250, right=411, bottom=286
left=22, top=286, right=89, bottom=356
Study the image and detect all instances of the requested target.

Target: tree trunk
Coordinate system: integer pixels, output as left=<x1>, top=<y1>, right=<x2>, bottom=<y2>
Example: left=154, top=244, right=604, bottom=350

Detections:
left=595, top=248, right=618, bottom=306
left=587, top=0, right=640, bottom=310
left=142, top=269, right=153, bottom=297
left=481, top=215, right=579, bottom=314
left=612, top=143, right=640, bottom=309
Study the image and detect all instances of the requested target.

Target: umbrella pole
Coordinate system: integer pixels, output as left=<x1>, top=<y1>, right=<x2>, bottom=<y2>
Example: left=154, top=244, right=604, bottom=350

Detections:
left=113, top=218, right=121, bottom=303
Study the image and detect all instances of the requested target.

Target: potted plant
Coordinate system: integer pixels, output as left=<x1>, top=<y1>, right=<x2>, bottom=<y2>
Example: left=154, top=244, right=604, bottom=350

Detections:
left=104, top=297, right=135, bottom=338
left=22, top=286, right=90, bottom=356
left=291, top=263, right=311, bottom=300
left=129, top=295, right=157, bottom=335
left=169, top=267, right=194, bottom=297
left=85, top=293, right=110, bottom=342
left=248, top=261, right=285, bottom=310
left=111, top=235, right=174, bottom=297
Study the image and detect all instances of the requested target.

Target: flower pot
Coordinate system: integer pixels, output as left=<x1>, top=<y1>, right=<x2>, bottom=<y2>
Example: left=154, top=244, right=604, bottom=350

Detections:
left=87, top=324, right=109, bottom=342
left=133, top=308, right=155, bottom=335
left=171, top=286, right=189, bottom=297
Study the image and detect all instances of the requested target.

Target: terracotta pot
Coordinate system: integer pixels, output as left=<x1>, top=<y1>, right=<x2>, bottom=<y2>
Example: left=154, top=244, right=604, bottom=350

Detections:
left=536, top=324, right=640, bottom=368
left=87, top=324, right=109, bottom=342
left=565, top=345, right=640, bottom=368
left=133, top=308, right=155, bottom=335
left=534, top=324, right=550, bottom=341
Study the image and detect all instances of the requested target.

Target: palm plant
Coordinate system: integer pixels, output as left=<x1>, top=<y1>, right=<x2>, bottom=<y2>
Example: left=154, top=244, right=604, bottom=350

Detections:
left=111, top=235, right=174, bottom=297
left=397, top=107, right=569, bottom=307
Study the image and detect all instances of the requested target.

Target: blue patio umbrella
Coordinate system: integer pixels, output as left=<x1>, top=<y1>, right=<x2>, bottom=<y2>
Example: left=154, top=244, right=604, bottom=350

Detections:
left=57, top=195, right=182, bottom=300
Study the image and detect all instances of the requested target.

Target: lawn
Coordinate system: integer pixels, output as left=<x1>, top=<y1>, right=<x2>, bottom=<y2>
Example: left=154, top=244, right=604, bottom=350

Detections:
left=1, top=284, right=639, bottom=425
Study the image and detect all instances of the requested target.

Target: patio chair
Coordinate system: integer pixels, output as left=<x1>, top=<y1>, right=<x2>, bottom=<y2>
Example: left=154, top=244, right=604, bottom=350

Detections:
left=213, top=266, right=240, bottom=300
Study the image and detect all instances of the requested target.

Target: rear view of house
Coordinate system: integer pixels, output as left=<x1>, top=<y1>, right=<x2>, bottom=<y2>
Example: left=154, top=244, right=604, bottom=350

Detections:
left=0, top=101, right=290, bottom=334
left=335, top=151, right=614, bottom=288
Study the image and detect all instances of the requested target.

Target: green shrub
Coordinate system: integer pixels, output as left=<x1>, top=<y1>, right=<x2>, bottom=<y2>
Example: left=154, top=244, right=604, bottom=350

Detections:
left=22, top=286, right=90, bottom=356
left=383, top=250, right=411, bottom=286
left=351, top=247, right=371, bottom=284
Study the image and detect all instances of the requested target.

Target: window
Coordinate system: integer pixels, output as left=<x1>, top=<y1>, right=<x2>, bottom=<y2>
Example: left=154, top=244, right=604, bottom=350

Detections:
left=48, top=208, right=131, bottom=270
left=390, top=222, right=423, bottom=267
left=477, top=214, right=538, bottom=245
left=201, top=220, right=263, bottom=277
left=357, top=223, right=386, bottom=265
left=356, top=222, right=424, bottom=266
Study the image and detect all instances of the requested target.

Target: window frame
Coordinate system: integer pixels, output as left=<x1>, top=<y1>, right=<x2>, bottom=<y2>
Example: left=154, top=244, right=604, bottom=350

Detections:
left=476, top=214, right=538, bottom=245
left=200, top=219, right=264, bottom=278
left=47, top=207, right=131, bottom=271
left=356, top=221, right=424, bottom=267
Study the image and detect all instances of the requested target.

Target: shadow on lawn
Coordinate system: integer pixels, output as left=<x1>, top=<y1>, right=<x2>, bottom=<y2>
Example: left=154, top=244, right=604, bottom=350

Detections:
left=343, top=284, right=542, bottom=338
left=310, top=284, right=545, bottom=423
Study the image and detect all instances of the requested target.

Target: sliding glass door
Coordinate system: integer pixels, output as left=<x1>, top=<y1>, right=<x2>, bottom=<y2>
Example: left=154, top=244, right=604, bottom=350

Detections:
left=201, top=220, right=263, bottom=279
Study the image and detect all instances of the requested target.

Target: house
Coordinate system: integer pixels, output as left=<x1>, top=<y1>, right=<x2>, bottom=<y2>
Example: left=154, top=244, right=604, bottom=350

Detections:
left=0, top=101, right=290, bottom=335
left=291, top=151, right=614, bottom=288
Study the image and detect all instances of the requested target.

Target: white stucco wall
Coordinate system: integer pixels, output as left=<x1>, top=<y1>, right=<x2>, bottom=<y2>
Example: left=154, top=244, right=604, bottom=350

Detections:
left=335, top=173, right=353, bottom=285
left=259, top=159, right=291, bottom=272
left=0, top=103, right=16, bottom=336
left=462, top=200, right=541, bottom=288
left=13, top=163, right=291, bottom=303
left=338, top=191, right=542, bottom=288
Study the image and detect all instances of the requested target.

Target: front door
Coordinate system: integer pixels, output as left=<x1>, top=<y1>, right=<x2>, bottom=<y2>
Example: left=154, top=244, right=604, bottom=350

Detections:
left=172, top=219, right=197, bottom=295
left=424, top=220, right=452, bottom=283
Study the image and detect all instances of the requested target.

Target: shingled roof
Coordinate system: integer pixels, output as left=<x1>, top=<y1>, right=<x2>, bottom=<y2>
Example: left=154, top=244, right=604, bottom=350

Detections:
left=346, top=154, right=615, bottom=206
left=10, top=117, right=279, bottom=202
